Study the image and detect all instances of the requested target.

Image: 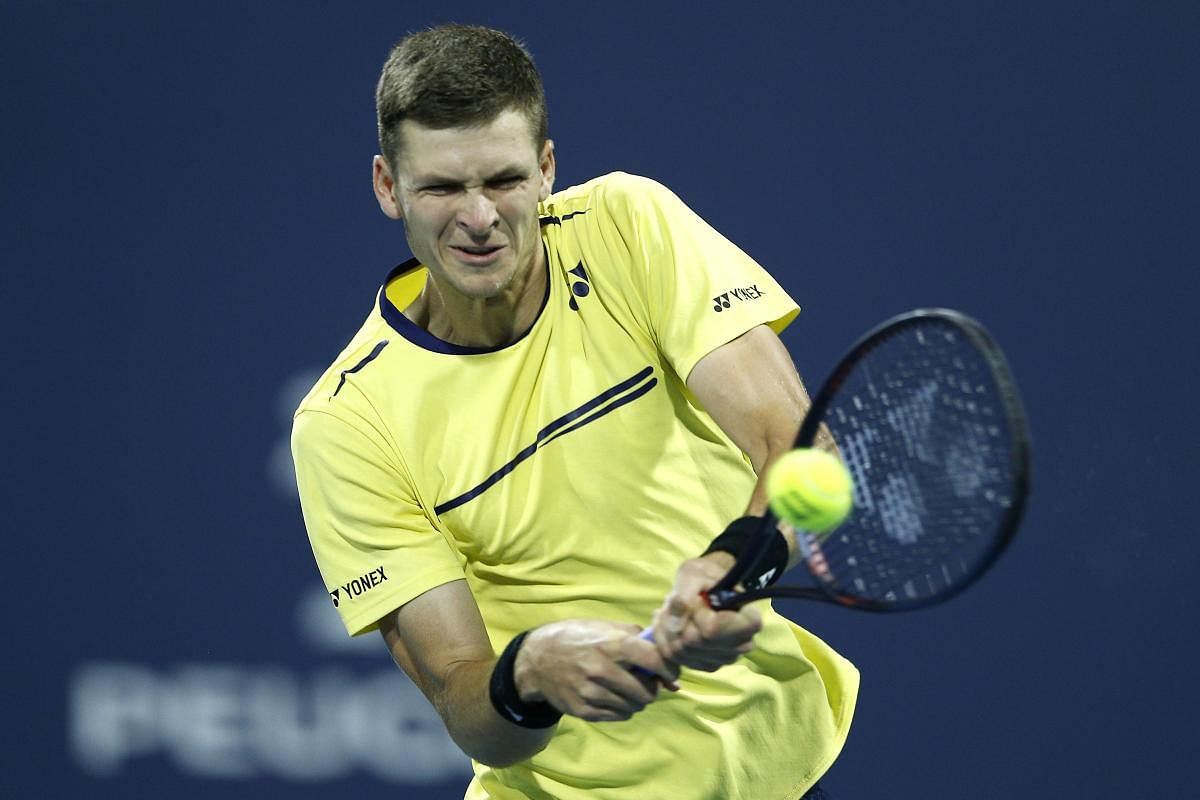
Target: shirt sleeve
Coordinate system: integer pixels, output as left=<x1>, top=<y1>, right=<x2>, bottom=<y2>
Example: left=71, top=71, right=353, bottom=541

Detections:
left=601, top=173, right=800, bottom=382
left=291, top=407, right=465, bottom=636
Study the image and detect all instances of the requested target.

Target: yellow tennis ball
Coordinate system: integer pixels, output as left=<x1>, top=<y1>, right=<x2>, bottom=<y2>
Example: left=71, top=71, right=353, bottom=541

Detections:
left=766, top=448, right=853, bottom=533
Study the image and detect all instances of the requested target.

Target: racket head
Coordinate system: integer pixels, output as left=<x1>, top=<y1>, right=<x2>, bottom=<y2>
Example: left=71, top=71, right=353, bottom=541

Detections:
left=715, top=308, right=1031, bottom=612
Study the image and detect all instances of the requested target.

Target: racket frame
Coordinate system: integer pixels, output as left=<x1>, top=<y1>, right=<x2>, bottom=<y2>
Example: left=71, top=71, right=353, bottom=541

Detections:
left=707, top=308, right=1031, bottom=613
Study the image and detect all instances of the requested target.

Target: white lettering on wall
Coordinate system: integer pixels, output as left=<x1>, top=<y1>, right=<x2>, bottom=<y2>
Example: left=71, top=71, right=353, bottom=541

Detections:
left=69, top=662, right=470, bottom=783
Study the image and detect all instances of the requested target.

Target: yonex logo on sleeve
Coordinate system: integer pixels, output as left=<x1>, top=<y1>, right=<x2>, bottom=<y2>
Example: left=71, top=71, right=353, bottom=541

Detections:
left=329, top=567, right=388, bottom=607
left=712, top=285, right=765, bottom=312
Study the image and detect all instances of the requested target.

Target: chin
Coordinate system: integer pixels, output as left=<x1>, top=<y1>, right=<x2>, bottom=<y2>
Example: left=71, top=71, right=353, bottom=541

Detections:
left=454, top=272, right=514, bottom=301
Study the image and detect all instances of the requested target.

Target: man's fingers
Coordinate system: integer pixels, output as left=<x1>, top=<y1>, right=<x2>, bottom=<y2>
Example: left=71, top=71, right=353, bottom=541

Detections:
left=741, top=605, right=763, bottom=628
left=663, top=593, right=691, bottom=633
left=526, top=619, right=687, bottom=722
left=650, top=556, right=767, bottom=674
left=696, top=605, right=761, bottom=644
left=654, top=604, right=764, bottom=669
left=594, top=670, right=655, bottom=706
left=663, top=559, right=727, bottom=632
left=622, top=633, right=681, bottom=687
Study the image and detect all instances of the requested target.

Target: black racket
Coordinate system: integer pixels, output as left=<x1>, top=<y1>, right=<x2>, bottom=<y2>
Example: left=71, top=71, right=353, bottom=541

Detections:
left=709, top=307, right=1031, bottom=613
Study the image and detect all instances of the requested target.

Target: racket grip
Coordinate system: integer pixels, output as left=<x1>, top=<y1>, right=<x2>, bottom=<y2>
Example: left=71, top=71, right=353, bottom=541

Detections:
left=630, top=627, right=657, bottom=678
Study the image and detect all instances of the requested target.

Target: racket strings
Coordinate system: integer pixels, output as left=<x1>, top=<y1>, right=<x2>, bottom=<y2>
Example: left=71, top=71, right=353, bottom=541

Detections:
left=815, top=320, right=1020, bottom=607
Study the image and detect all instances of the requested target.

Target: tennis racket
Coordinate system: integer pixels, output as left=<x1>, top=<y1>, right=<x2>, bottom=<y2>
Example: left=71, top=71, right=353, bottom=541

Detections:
left=707, top=307, right=1031, bottom=613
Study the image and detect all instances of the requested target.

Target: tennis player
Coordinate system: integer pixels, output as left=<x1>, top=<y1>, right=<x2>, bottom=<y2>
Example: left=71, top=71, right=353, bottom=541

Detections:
left=292, top=24, right=857, bottom=800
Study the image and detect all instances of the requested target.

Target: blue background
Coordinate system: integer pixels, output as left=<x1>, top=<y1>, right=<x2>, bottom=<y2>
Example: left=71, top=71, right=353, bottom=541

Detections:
left=6, top=2, right=1197, bottom=797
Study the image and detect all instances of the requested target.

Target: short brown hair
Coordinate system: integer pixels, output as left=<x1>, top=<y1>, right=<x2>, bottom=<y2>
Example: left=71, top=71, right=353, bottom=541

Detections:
left=376, top=25, right=548, bottom=167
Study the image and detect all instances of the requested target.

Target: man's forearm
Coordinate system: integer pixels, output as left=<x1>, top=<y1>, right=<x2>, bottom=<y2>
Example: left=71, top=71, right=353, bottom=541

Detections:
left=435, top=657, right=557, bottom=768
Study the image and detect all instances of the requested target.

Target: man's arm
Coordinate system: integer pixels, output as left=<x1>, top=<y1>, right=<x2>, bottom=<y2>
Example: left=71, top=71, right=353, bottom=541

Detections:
left=651, top=324, right=812, bottom=667
left=379, top=580, right=679, bottom=767
left=688, top=323, right=833, bottom=530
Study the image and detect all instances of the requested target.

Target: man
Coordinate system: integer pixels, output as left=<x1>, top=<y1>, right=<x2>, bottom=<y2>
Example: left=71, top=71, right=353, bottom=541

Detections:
left=292, top=24, right=857, bottom=800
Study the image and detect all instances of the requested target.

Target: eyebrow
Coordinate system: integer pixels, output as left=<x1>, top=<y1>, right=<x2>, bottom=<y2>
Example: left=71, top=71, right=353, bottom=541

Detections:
left=411, top=164, right=529, bottom=187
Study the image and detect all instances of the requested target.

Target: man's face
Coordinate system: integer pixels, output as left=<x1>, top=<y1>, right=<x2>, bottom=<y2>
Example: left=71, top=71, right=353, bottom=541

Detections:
left=375, top=109, right=555, bottom=303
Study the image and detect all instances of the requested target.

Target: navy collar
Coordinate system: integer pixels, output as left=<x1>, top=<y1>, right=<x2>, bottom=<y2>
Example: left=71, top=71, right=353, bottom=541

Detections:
left=377, top=252, right=551, bottom=355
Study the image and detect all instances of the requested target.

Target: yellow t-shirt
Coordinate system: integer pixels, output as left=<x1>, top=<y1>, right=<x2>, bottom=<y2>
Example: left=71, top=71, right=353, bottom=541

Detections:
left=292, top=172, right=858, bottom=799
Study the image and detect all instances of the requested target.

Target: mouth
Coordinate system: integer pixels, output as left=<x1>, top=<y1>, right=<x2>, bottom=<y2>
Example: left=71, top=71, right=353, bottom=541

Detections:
left=449, top=244, right=506, bottom=266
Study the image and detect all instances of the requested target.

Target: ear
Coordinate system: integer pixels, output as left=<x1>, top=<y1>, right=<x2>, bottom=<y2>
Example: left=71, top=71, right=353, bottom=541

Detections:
left=372, top=155, right=404, bottom=220
left=538, top=139, right=556, bottom=201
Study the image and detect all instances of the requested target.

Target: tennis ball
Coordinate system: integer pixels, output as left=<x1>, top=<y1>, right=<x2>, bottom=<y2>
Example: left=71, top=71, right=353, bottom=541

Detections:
left=766, top=448, right=853, bottom=533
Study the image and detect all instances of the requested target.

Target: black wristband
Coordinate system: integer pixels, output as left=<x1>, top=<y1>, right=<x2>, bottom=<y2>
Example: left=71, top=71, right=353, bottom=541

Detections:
left=704, top=515, right=789, bottom=589
left=489, top=630, right=562, bottom=729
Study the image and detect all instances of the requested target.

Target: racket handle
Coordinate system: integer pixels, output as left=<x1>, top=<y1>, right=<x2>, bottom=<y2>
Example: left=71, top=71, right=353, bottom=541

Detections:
left=630, top=627, right=657, bottom=678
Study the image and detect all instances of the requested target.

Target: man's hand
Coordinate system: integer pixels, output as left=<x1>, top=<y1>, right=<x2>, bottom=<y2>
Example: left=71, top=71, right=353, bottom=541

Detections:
left=515, top=620, right=681, bottom=722
left=651, top=554, right=763, bottom=671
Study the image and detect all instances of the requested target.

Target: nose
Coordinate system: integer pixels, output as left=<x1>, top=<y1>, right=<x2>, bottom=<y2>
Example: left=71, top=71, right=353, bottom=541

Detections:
left=457, top=190, right=499, bottom=235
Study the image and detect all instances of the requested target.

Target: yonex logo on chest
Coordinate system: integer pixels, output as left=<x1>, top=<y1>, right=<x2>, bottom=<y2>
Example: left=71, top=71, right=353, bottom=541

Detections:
left=712, top=285, right=765, bottom=312
left=568, top=262, right=590, bottom=311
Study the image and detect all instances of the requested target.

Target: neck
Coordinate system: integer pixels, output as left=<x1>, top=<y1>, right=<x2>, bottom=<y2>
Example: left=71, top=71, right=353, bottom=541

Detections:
left=408, top=249, right=547, bottom=349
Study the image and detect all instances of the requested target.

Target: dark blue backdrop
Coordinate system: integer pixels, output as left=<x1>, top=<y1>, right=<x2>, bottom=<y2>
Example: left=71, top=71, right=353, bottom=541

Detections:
left=6, top=2, right=1197, bottom=797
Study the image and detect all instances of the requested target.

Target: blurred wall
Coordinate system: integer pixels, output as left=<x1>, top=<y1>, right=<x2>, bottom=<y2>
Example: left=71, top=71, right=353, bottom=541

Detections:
left=5, top=2, right=1197, bottom=798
